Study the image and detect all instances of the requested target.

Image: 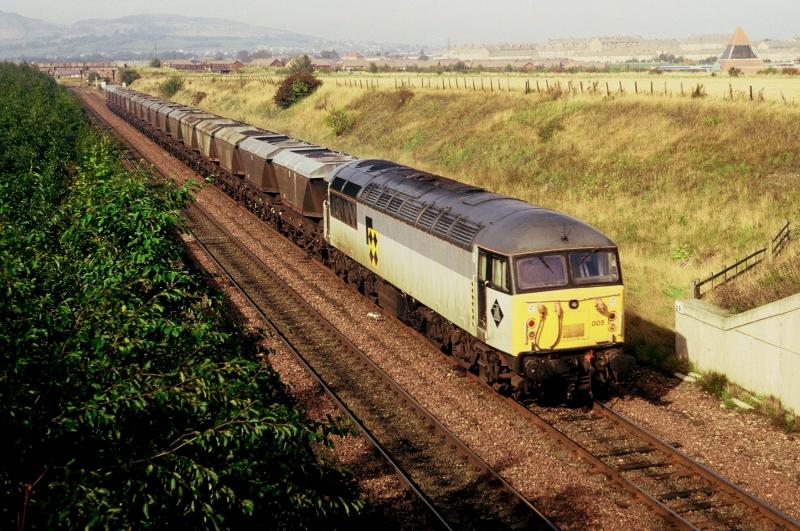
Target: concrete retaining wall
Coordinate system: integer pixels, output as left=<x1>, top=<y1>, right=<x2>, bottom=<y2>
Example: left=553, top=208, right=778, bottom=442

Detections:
left=675, top=294, right=800, bottom=414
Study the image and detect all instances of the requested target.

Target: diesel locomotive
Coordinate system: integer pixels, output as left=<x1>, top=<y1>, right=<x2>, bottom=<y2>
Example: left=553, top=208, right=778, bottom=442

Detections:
left=103, top=84, right=633, bottom=401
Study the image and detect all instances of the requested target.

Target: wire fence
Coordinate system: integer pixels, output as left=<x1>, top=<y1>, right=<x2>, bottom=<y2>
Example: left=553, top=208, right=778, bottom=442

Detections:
left=169, top=71, right=800, bottom=104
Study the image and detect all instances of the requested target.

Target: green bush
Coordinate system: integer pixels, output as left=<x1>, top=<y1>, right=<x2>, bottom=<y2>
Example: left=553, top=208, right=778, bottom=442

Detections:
left=273, top=73, right=322, bottom=109
left=158, top=75, right=184, bottom=98
left=119, top=67, right=141, bottom=86
left=325, top=108, right=355, bottom=136
left=0, top=63, right=362, bottom=530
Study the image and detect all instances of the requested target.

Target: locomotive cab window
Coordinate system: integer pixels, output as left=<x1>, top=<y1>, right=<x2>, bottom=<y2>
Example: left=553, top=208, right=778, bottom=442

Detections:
left=478, top=252, right=510, bottom=292
left=515, top=254, right=568, bottom=292
left=569, top=250, right=620, bottom=285
left=329, top=192, right=357, bottom=228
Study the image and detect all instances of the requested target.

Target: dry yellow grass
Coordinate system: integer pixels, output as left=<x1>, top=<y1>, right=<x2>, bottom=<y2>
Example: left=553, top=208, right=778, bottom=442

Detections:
left=132, top=71, right=800, bottom=367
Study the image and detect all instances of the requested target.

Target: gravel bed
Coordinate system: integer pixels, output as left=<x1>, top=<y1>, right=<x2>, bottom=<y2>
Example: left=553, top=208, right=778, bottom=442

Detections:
left=85, top=92, right=661, bottom=528
left=609, top=367, right=800, bottom=521
left=180, top=233, right=435, bottom=529
left=81, top=90, right=800, bottom=529
left=190, top=194, right=664, bottom=529
left=81, top=93, right=435, bottom=528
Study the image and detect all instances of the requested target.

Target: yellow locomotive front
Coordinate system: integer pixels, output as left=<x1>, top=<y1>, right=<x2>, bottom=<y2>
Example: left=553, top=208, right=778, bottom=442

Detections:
left=475, top=214, right=632, bottom=400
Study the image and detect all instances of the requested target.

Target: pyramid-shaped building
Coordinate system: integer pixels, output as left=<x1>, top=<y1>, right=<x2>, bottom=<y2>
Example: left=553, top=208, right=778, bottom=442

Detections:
left=719, top=27, right=764, bottom=73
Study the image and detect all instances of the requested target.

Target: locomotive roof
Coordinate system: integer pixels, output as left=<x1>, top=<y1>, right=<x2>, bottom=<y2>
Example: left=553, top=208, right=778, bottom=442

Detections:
left=330, top=159, right=615, bottom=254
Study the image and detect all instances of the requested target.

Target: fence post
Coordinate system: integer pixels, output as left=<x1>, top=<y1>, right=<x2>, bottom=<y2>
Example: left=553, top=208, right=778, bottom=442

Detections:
left=580, top=81, right=584, bottom=93
left=750, top=85, right=753, bottom=100
left=619, top=80, right=623, bottom=94
left=651, top=81, right=654, bottom=94
left=634, top=81, right=638, bottom=94
left=606, top=82, right=610, bottom=96
left=692, top=279, right=700, bottom=299
left=536, top=80, right=540, bottom=93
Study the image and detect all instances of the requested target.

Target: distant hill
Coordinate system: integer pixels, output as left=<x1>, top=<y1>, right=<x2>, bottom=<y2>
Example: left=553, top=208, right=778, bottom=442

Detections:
left=0, top=11, right=329, bottom=59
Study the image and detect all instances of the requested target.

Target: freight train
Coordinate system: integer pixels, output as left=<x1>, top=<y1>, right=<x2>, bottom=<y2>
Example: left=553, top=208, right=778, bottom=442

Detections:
left=103, top=84, right=633, bottom=401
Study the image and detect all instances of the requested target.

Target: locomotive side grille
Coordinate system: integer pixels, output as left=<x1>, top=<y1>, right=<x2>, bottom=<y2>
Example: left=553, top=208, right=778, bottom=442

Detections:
left=416, top=206, right=442, bottom=231
left=359, top=183, right=383, bottom=206
left=431, top=212, right=458, bottom=239
left=376, top=190, right=394, bottom=210
left=448, top=218, right=483, bottom=248
left=397, top=198, right=425, bottom=224
left=386, top=194, right=407, bottom=215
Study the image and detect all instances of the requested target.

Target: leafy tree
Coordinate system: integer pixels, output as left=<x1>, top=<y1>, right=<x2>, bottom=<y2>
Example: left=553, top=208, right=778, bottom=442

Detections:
left=273, top=72, right=322, bottom=109
left=149, top=57, right=162, bottom=68
left=288, top=55, right=314, bottom=75
left=368, top=62, right=379, bottom=74
left=0, top=63, right=363, bottom=530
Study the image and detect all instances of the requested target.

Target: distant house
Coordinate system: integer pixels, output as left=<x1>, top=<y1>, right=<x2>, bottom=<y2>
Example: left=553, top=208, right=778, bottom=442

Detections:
left=338, top=58, right=371, bottom=71
left=310, top=58, right=337, bottom=72
left=248, top=57, right=286, bottom=68
left=205, top=60, right=244, bottom=74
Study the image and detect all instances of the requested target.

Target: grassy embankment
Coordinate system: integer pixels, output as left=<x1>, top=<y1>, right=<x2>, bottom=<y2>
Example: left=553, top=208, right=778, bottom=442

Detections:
left=133, top=72, right=800, bottom=368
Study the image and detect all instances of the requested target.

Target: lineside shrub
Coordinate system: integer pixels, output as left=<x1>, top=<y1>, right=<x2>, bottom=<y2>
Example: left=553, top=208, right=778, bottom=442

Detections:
left=325, top=108, right=355, bottom=136
left=0, top=63, right=362, bottom=530
left=273, top=73, right=322, bottom=109
left=158, top=75, right=184, bottom=97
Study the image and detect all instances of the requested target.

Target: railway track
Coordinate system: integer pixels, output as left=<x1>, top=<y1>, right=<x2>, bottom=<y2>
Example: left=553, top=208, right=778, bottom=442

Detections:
left=75, top=87, right=555, bottom=530
left=75, top=87, right=800, bottom=530
left=519, top=401, right=800, bottom=530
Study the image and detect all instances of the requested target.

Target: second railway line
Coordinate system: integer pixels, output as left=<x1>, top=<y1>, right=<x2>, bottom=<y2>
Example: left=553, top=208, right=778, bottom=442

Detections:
left=73, top=86, right=800, bottom=530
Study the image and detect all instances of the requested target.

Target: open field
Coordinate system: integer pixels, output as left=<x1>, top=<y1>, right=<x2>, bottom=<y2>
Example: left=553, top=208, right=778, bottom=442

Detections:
left=154, top=68, right=800, bottom=105
left=132, top=71, right=800, bottom=367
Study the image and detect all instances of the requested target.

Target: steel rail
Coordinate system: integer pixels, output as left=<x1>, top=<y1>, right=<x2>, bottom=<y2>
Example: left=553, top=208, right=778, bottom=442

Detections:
left=75, top=88, right=454, bottom=530
left=182, top=202, right=555, bottom=529
left=184, top=206, right=453, bottom=531
left=75, top=88, right=556, bottom=530
left=593, top=402, right=800, bottom=530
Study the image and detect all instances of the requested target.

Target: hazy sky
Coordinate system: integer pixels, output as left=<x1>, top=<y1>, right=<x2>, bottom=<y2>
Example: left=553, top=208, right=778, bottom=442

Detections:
left=3, top=0, right=799, bottom=45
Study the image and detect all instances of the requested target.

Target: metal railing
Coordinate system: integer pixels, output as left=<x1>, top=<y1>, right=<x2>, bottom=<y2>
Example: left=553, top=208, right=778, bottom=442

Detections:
left=693, top=220, right=791, bottom=299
